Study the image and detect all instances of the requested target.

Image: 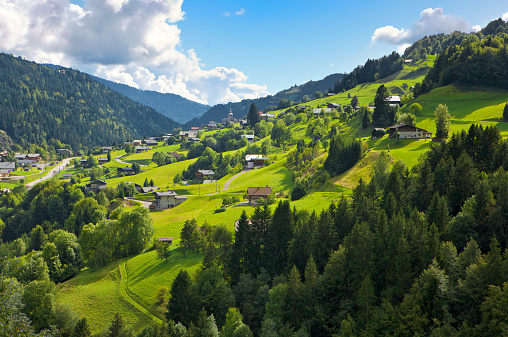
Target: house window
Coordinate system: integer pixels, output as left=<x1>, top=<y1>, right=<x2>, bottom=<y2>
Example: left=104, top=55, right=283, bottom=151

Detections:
left=418, top=133, right=420, bottom=137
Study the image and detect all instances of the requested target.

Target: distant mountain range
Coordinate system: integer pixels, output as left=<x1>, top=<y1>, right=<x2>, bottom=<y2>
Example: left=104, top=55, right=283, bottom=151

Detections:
left=184, top=73, right=345, bottom=127
left=91, top=76, right=210, bottom=124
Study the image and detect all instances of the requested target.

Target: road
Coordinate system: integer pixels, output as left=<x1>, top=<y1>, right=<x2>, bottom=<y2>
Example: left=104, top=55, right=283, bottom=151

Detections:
left=115, top=155, right=148, bottom=167
left=25, top=157, right=76, bottom=188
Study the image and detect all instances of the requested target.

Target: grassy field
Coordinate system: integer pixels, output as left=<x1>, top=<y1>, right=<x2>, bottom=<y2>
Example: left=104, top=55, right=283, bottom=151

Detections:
left=55, top=58, right=508, bottom=334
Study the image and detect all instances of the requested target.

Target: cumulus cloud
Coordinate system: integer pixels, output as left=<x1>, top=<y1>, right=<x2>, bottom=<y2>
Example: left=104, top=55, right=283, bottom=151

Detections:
left=372, top=8, right=469, bottom=48
left=503, top=12, right=508, bottom=21
left=235, top=8, right=245, bottom=16
left=471, top=25, right=482, bottom=33
left=0, top=0, right=268, bottom=105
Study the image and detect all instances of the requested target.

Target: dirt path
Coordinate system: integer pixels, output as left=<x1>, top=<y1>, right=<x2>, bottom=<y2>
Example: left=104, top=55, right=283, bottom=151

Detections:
left=118, top=260, right=162, bottom=324
left=115, top=155, right=148, bottom=167
left=221, top=170, right=248, bottom=192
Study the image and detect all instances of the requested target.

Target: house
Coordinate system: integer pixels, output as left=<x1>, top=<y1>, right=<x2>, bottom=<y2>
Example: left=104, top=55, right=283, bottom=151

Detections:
left=57, top=149, right=72, bottom=157
left=157, top=237, right=173, bottom=244
left=371, top=128, right=386, bottom=139
left=179, top=131, right=188, bottom=140
left=135, top=146, right=151, bottom=153
left=207, top=121, right=219, bottom=130
left=296, top=105, right=307, bottom=110
left=0, top=162, right=16, bottom=172
left=0, top=170, right=10, bottom=178
left=187, top=130, right=199, bottom=138
left=132, top=140, right=142, bottom=146
left=171, top=151, right=181, bottom=159
left=150, top=191, right=187, bottom=210
left=145, top=139, right=158, bottom=146
left=14, top=154, right=26, bottom=161
left=98, top=157, right=109, bottom=165
left=313, top=108, right=332, bottom=115
left=85, top=179, right=107, bottom=193
left=239, top=119, right=248, bottom=127
left=191, top=127, right=200, bottom=131
left=80, top=159, right=88, bottom=166
left=61, top=174, right=73, bottom=180
left=189, top=137, right=201, bottom=144
left=404, top=59, right=413, bottom=64
left=386, top=96, right=401, bottom=106
left=388, top=123, right=431, bottom=139
left=261, top=113, right=275, bottom=120
left=247, top=186, right=272, bottom=204
left=327, top=93, right=336, bottom=96
left=327, top=103, right=341, bottom=109
left=117, top=167, right=134, bottom=175
left=140, top=186, right=159, bottom=193
left=101, top=146, right=113, bottom=153
left=245, top=155, right=269, bottom=169
left=241, top=134, right=255, bottom=143
left=196, top=170, right=215, bottom=179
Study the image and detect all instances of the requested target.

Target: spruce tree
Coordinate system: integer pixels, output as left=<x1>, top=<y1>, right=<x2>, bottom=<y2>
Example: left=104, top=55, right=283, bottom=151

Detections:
left=362, top=109, right=370, bottom=129
left=373, top=85, right=390, bottom=126
left=504, top=103, right=508, bottom=121
left=247, top=103, right=261, bottom=127
left=166, top=270, right=199, bottom=326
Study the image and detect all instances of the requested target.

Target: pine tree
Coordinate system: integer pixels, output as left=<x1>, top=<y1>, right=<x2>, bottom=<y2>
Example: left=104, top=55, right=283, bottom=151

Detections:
left=106, top=313, right=132, bottom=337
left=143, top=178, right=149, bottom=187
left=264, top=200, right=293, bottom=275
left=166, top=270, right=199, bottom=326
left=362, top=109, right=370, bottom=129
left=373, top=85, right=390, bottom=126
left=503, top=103, right=508, bottom=121
left=435, top=104, right=451, bottom=138
left=149, top=179, right=154, bottom=187
left=73, top=317, right=91, bottom=337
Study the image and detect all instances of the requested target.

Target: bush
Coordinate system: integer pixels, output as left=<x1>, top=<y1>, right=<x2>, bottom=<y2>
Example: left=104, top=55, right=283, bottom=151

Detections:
left=214, top=207, right=227, bottom=213
left=291, top=182, right=308, bottom=201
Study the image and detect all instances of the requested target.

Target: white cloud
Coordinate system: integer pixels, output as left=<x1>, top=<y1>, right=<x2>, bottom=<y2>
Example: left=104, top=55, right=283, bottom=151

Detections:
left=235, top=8, right=245, bottom=16
left=371, top=8, right=469, bottom=50
left=471, top=25, right=482, bottom=33
left=0, top=0, right=268, bottom=106
left=222, top=11, right=231, bottom=17
left=503, top=12, right=508, bottom=22
left=397, top=43, right=411, bottom=55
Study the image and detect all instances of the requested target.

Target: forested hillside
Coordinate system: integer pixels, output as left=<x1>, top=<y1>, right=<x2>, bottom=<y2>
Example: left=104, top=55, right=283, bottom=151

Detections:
left=91, top=76, right=210, bottom=124
left=185, top=73, right=344, bottom=127
left=0, top=54, right=178, bottom=151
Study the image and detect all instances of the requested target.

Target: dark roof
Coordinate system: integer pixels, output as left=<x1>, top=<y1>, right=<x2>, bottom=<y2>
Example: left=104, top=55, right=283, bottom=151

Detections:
left=140, top=186, right=159, bottom=193
left=86, top=179, right=107, bottom=186
left=155, top=191, right=177, bottom=197
left=157, top=237, right=173, bottom=243
left=248, top=186, right=272, bottom=196
left=118, top=167, right=133, bottom=172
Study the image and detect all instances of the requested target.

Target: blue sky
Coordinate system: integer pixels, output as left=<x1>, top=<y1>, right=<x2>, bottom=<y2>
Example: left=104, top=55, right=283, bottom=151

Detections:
left=1, top=0, right=507, bottom=105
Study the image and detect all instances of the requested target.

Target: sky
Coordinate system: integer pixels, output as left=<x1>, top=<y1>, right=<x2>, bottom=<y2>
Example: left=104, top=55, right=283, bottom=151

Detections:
left=0, top=0, right=507, bottom=106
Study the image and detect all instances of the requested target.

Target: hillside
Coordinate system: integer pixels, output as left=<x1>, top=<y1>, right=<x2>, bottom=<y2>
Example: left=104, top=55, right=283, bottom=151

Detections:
left=91, top=76, right=210, bottom=124
left=0, top=53, right=178, bottom=150
left=185, top=73, right=344, bottom=127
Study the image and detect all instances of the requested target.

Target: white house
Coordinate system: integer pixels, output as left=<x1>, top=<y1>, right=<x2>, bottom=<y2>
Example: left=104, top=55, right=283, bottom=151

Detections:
left=388, top=123, right=431, bottom=139
left=241, top=134, right=255, bottom=143
left=150, top=191, right=187, bottom=210
left=245, top=155, right=269, bottom=169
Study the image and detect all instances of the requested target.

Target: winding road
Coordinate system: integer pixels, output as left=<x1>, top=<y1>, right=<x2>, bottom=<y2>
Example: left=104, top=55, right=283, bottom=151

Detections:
left=25, top=157, right=76, bottom=188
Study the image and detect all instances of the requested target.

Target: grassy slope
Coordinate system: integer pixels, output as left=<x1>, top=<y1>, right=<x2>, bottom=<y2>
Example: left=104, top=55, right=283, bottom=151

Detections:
left=56, top=55, right=508, bottom=333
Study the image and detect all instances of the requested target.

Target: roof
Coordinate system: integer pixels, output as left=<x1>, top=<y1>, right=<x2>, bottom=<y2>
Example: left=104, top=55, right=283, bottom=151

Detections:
left=175, top=196, right=188, bottom=200
left=245, top=154, right=269, bottom=161
left=328, top=103, right=340, bottom=108
left=86, top=179, right=107, bottom=186
left=118, top=167, right=133, bottom=171
left=145, top=140, right=158, bottom=144
left=102, top=146, right=113, bottom=150
left=62, top=174, right=73, bottom=178
left=296, top=105, right=307, bottom=109
left=171, top=151, right=181, bottom=158
left=313, top=108, right=332, bottom=114
left=136, top=146, right=150, bottom=150
left=248, top=186, right=272, bottom=196
left=389, top=123, right=429, bottom=132
left=0, top=162, right=15, bottom=170
left=157, top=237, right=174, bottom=242
left=241, top=135, right=254, bottom=139
left=387, top=96, right=401, bottom=102
left=191, top=127, right=200, bottom=130
left=140, top=187, right=159, bottom=193
left=197, top=170, right=215, bottom=175
left=98, top=157, right=108, bottom=161
left=155, top=191, right=178, bottom=197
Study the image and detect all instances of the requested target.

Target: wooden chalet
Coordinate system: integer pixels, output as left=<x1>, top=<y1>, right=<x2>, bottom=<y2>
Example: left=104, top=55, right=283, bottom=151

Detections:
left=196, top=170, right=215, bottom=179
left=388, top=123, right=431, bottom=139
left=247, top=186, right=272, bottom=204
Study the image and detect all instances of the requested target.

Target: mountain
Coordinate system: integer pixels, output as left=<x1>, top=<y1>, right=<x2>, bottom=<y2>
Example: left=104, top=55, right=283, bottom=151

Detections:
left=91, top=76, right=210, bottom=124
left=185, top=73, right=344, bottom=127
left=0, top=53, right=178, bottom=150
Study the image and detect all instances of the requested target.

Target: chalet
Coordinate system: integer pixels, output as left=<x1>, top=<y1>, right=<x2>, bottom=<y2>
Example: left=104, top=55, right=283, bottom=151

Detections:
left=207, top=121, right=218, bottom=130
left=388, top=123, right=431, bottom=139
left=313, top=108, right=332, bottom=115
left=327, top=103, right=341, bottom=109
left=386, top=96, right=401, bottom=106
left=191, top=127, right=200, bottom=131
left=196, top=170, right=215, bottom=179
left=57, top=149, right=72, bottom=157
left=135, top=146, right=151, bottom=153
left=117, top=167, right=134, bottom=175
left=0, top=162, right=16, bottom=172
left=241, top=134, right=255, bottom=143
left=102, top=146, right=114, bottom=153
left=171, top=151, right=181, bottom=159
left=157, top=237, right=173, bottom=244
left=239, top=119, right=248, bottom=127
left=140, top=186, right=159, bottom=193
left=261, top=113, right=275, bottom=120
left=189, top=137, right=201, bottom=144
left=404, top=59, right=413, bottom=64
left=80, top=159, right=88, bottom=166
left=98, top=157, right=109, bottom=165
left=145, top=139, right=158, bottom=146
left=85, top=179, right=107, bottom=193
left=296, top=105, right=307, bottom=110
left=179, top=131, right=188, bottom=140
left=0, top=170, right=10, bottom=178
left=247, top=186, right=272, bottom=204
left=328, top=93, right=336, bottom=96
left=132, top=140, right=142, bottom=146
left=14, top=154, right=26, bottom=161
left=150, top=191, right=187, bottom=210
left=245, top=155, right=269, bottom=169
left=61, top=174, right=73, bottom=180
